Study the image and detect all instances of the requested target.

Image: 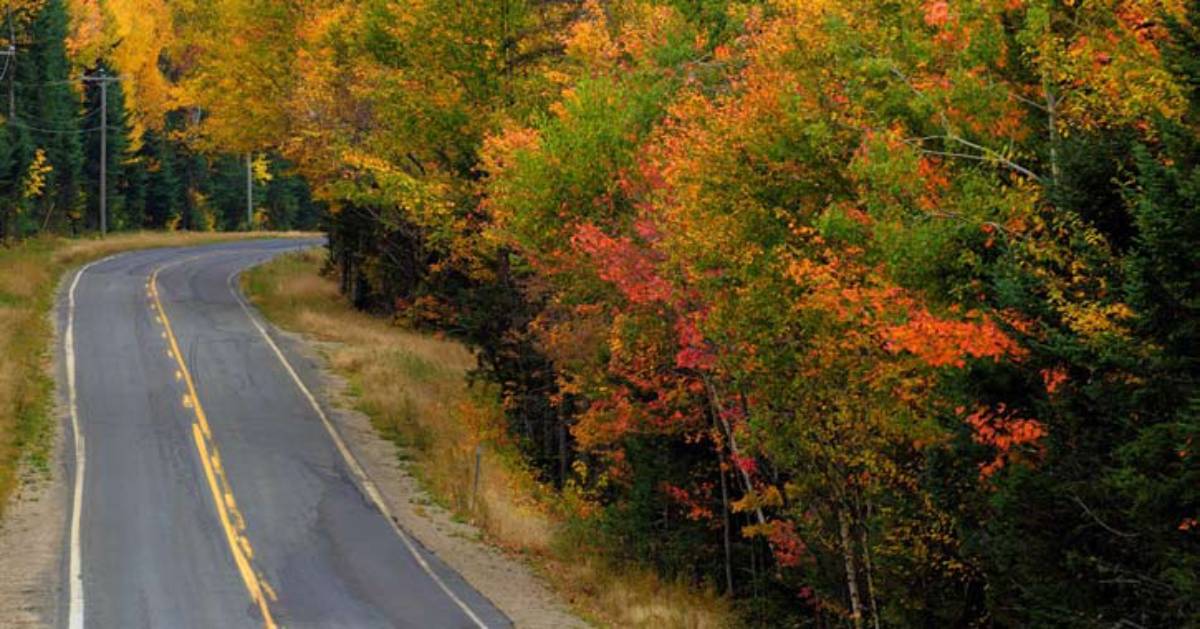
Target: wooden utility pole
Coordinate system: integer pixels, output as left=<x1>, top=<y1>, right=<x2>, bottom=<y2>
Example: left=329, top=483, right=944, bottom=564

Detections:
left=83, top=71, right=121, bottom=237
left=6, top=8, right=15, bottom=119
left=246, top=153, right=253, bottom=229
left=1, top=45, right=13, bottom=119
left=99, top=73, right=107, bottom=236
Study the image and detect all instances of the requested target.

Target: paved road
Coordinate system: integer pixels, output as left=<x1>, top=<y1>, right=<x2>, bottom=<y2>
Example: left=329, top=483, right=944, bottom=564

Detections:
left=58, top=239, right=508, bottom=629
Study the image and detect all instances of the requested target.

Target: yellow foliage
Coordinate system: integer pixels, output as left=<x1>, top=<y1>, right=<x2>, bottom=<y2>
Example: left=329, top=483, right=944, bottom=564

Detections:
left=731, top=485, right=785, bottom=513
left=251, top=153, right=273, bottom=184
left=66, top=0, right=105, bottom=65
left=21, top=149, right=52, bottom=200
left=564, top=1, right=618, bottom=68
left=101, top=0, right=176, bottom=134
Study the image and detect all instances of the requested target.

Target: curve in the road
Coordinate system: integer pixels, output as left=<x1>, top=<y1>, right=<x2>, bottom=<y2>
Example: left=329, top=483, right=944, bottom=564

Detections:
left=59, top=239, right=509, bottom=629
left=149, top=257, right=278, bottom=627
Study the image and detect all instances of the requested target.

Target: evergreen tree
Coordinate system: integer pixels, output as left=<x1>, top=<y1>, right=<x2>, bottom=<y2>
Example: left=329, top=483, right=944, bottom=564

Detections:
left=263, top=157, right=321, bottom=230
left=202, top=153, right=321, bottom=231
left=0, top=114, right=17, bottom=241
left=975, top=4, right=1200, bottom=623
left=139, top=128, right=180, bottom=229
left=205, top=154, right=247, bottom=230
left=121, top=139, right=148, bottom=229
left=12, top=0, right=83, bottom=233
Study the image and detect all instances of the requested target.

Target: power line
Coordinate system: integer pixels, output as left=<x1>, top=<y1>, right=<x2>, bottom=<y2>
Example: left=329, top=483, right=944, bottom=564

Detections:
left=3, top=102, right=115, bottom=132
left=13, top=107, right=108, bottom=121
left=78, top=107, right=104, bottom=120
left=13, top=78, right=91, bottom=87
left=4, top=106, right=106, bottom=126
left=1, top=20, right=129, bottom=238
left=12, top=73, right=128, bottom=88
left=5, top=117, right=115, bottom=134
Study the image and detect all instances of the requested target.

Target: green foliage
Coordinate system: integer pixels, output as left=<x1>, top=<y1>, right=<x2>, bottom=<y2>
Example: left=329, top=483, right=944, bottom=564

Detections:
left=303, top=0, right=1200, bottom=623
left=8, top=0, right=83, bottom=235
left=0, top=0, right=326, bottom=242
left=37, top=0, right=1194, bottom=626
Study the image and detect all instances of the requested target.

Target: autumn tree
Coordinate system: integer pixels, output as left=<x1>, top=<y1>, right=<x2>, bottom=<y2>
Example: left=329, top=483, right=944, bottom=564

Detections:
left=105, top=0, right=1200, bottom=624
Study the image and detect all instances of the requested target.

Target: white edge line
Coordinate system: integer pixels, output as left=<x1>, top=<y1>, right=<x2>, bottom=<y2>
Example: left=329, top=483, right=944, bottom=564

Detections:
left=62, top=242, right=302, bottom=629
left=223, top=260, right=490, bottom=629
left=63, top=247, right=252, bottom=629
left=66, top=258, right=104, bottom=629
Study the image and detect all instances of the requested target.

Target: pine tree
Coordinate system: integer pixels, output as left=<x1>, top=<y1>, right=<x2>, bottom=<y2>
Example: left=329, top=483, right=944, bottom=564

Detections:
left=204, top=154, right=247, bottom=230
left=139, top=129, right=180, bottom=229
left=0, top=121, right=15, bottom=241
left=13, top=0, right=83, bottom=233
left=264, top=157, right=321, bottom=230
left=121, top=141, right=148, bottom=229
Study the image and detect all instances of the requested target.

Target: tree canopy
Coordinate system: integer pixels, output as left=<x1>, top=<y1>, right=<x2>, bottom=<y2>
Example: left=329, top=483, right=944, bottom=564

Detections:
left=10, top=0, right=1200, bottom=625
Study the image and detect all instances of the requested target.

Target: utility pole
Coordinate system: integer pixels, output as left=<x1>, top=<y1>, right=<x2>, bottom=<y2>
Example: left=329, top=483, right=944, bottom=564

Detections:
left=83, top=71, right=121, bottom=237
left=1, top=45, right=13, bottom=120
left=246, top=153, right=253, bottom=230
left=99, top=72, right=107, bottom=236
left=5, top=8, right=14, bottom=119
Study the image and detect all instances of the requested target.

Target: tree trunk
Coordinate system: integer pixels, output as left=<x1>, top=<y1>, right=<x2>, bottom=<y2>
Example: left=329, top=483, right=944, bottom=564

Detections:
left=703, top=376, right=766, bottom=526
left=557, top=411, right=568, bottom=487
left=859, top=498, right=881, bottom=629
left=1045, top=84, right=1060, bottom=185
left=839, top=508, right=864, bottom=629
left=718, top=449, right=735, bottom=596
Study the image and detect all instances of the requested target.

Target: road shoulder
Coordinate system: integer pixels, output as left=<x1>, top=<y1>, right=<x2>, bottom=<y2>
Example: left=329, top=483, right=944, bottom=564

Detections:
left=267, top=325, right=587, bottom=629
left=0, top=433, right=65, bottom=627
left=0, top=269, right=72, bottom=628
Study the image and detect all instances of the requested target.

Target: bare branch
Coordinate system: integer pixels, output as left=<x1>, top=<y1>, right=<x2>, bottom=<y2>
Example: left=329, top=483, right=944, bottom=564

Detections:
left=905, top=136, right=1043, bottom=182
left=1069, top=494, right=1138, bottom=539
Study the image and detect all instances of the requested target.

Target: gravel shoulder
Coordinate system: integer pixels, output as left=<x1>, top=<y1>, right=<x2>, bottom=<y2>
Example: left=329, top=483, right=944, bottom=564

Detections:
left=0, top=276, right=70, bottom=628
left=274, top=329, right=588, bottom=629
left=0, top=438, right=65, bottom=628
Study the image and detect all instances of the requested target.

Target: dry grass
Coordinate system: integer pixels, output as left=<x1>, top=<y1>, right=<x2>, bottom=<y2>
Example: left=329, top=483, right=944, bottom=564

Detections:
left=51, top=230, right=317, bottom=267
left=0, top=230, right=317, bottom=517
left=242, top=249, right=735, bottom=628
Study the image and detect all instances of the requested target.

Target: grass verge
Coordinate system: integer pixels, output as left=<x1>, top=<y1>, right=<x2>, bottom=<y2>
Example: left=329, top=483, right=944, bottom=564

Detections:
left=242, top=248, right=733, bottom=628
left=0, top=230, right=316, bottom=516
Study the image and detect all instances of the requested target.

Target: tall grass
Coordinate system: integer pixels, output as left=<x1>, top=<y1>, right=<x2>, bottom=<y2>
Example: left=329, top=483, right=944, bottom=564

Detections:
left=243, top=249, right=734, bottom=628
left=0, top=231, right=315, bottom=516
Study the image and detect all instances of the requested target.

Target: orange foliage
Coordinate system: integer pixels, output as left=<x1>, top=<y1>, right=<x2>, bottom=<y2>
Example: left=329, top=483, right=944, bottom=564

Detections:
left=883, top=308, right=1025, bottom=369
left=963, top=404, right=1047, bottom=479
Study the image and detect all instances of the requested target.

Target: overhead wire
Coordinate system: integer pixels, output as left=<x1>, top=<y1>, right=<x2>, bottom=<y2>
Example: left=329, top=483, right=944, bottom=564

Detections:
left=4, top=105, right=114, bottom=134
left=5, top=117, right=121, bottom=134
left=12, top=77, right=81, bottom=87
left=0, top=30, right=127, bottom=136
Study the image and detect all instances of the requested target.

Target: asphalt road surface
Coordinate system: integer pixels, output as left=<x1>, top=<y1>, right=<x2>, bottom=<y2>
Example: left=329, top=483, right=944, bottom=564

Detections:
left=57, top=239, right=509, bottom=629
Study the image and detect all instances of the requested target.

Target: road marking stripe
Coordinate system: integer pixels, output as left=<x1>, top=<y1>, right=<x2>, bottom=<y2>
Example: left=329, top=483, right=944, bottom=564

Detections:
left=66, top=258, right=106, bottom=629
left=226, top=265, right=491, bottom=629
left=152, top=265, right=278, bottom=629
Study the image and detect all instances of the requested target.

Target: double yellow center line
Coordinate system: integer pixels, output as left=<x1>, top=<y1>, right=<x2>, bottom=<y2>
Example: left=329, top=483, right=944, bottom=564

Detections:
left=149, top=266, right=278, bottom=628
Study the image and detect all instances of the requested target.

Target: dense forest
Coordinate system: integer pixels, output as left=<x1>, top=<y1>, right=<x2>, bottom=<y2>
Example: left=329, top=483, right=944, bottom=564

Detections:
left=9, top=0, right=1200, bottom=626
left=0, top=0, right=321, bottom=240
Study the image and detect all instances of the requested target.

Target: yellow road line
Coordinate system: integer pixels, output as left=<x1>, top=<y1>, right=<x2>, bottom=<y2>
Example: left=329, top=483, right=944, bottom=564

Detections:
left=226, top=262, right=489, bottom=628
left=150, top=267, right=278, bottom=628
